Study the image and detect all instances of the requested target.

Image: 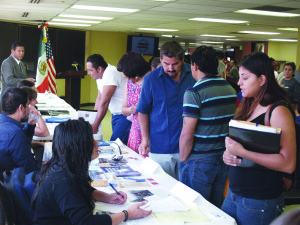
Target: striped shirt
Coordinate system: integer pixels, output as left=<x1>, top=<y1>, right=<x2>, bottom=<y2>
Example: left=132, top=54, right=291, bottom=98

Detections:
left=183, top=77, right=237, bottom=156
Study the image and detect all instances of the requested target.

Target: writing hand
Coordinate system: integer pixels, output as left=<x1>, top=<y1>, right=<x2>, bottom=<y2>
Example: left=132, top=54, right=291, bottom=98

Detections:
left=108, top=192, right=127, bottom=205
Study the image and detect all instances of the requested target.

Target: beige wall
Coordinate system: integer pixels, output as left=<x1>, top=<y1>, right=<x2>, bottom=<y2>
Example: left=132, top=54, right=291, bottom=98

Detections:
left=80, top=30, right=153, bottom=105
left=268, top=41, right=297, bottom=63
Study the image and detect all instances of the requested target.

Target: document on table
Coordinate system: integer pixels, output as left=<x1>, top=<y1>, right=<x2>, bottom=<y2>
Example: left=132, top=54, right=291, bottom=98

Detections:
left=141, top=195, right=188, bottom=213
left=151, top=203, right=210, bottom=223
left=170, top=182, right=199, bottom=205
left=127, top=216, right=184, bottom=225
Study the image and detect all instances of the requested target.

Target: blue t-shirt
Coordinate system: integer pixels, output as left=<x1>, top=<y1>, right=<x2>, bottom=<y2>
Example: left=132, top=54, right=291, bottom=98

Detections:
left=136, top=63, right=196, bottom=154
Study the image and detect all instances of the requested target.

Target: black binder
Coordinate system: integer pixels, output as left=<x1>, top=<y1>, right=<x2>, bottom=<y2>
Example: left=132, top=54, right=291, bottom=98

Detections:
left=228, top=120, right=281, bottom=168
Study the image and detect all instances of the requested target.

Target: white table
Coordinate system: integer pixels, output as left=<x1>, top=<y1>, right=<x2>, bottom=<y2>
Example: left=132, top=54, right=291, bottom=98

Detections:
left=33, top=93, right=75, bottom=141
left=92, top=140, right=237, bottom=225
left=33, top=93, right=103, bottom=141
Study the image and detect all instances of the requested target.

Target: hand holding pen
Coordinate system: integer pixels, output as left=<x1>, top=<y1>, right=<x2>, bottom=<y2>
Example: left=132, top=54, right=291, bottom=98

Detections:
left=108, top=183, right=127, bottom=204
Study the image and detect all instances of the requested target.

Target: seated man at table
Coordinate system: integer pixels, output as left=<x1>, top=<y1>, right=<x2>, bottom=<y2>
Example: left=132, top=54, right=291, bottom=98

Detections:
left=0, top=88, right=40, bottom=180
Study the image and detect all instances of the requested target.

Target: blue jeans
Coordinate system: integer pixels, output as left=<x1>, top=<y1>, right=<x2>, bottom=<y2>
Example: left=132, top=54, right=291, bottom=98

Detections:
left=221, top=189, right=284, bottom=225
left=110, top=114, right=131, bottom=145
left=179, top=154, right=228, bottom=208
left=149, top=153, right=179, bottom=180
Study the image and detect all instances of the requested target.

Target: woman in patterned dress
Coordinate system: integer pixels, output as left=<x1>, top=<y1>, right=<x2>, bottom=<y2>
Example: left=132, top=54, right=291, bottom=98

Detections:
left=117, top=52, right=151, bottom=153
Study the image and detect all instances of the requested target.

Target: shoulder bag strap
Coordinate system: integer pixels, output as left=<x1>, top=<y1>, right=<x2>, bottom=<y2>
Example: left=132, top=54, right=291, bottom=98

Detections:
left=264, top=101, right=295, bottom=126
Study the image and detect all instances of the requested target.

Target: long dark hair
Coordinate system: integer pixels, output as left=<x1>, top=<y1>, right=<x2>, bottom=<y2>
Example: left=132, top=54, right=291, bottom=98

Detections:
left=32, top=118, right=95, bottom=210
left=235, top=52, right=288, bottom=120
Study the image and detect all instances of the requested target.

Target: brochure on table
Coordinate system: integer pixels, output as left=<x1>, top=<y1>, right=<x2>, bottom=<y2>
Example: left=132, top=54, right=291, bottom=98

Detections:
left=92, top=139, right=236, bottom=225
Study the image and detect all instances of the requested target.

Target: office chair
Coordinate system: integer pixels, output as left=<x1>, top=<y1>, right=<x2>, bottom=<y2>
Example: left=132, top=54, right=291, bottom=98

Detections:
left=0, top=181, right=16, bottom=225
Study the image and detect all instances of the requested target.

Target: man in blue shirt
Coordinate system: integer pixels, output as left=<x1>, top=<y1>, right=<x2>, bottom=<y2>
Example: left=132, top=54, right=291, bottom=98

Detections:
left=136, top=41, right=196, bottom=179
left=179, top=46, right=237, bottom=207
left=0, top=88, right=40, bottom=180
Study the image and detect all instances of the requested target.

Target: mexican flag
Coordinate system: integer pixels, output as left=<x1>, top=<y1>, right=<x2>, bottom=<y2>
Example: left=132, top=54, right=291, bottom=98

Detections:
left=36, top=23, right=57, bottom=94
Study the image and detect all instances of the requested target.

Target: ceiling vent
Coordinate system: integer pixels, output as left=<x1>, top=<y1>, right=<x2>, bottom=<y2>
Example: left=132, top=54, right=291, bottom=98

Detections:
left=22, top=12, right=29, bottom=17
left=29, top=0, right=41, bottom=4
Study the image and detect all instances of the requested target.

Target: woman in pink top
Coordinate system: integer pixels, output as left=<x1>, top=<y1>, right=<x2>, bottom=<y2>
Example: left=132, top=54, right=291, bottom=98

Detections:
left=117, top=52, right=151, bottom=154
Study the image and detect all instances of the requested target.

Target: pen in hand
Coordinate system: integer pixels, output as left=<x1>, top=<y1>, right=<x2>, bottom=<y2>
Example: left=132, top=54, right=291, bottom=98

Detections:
left=109, top=183, right=121, bottom=196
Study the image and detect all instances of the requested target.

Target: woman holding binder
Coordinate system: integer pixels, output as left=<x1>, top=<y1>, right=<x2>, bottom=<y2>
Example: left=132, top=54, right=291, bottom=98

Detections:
left=32, top=118, right=152, bottom=225
left=222, top=52, right=296, bottom=225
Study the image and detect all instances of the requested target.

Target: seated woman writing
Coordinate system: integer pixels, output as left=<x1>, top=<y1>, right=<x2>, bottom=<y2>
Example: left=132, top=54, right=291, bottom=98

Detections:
left=31, top=118, right=151, bottom=225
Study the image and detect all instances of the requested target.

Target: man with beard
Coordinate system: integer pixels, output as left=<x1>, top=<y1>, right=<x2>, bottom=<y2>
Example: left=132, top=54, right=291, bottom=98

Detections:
left=137, top=41, right=196, bottom=179
left=0, top=88, right=40, bottom=179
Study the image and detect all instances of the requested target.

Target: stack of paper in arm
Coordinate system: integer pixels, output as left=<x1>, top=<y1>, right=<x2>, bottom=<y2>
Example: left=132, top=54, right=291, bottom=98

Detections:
left=228, top=119, right=281, bottom=168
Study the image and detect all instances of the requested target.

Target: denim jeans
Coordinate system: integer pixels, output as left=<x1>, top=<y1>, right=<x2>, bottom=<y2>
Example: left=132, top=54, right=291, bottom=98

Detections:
left=110, top=114, right=131, bottom=145
left=149, top=153, right=179, bottom=180
left=179, top=154, right=228, bottom=208
left=221, top=189, right=284, bottom=225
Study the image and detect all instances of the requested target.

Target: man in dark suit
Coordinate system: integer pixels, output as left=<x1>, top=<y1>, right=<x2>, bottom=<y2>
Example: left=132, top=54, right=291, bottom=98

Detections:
left=1, top=41, right=35, bottom=94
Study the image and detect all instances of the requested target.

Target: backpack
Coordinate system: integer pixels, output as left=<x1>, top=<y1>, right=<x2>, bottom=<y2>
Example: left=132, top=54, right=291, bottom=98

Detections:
left=3, top=167, right=38, bottom=225
left=265, top=101, right=300, bottom=192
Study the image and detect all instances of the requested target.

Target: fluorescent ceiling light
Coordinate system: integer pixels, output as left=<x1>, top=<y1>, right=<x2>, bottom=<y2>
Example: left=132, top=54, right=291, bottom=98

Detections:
left=202, top=41, right=224, bottom=44
left=189, top=18, right=248, bottom=24
left=201, top=34, right=235, bottom=38
left=161, top=35, right=179, bottom=37
left=58, top=14, right=113, bottom=20
left=48, top=22, right=91, bottom=27
left=52, top=18, right=100, bottom=24
left=235, top=9, right=300, bottom=17
left=226, top=39, right=240, bottom=41
left=212, top=45, right=224, bottom=49
left=138, top=28, right=178, bottom=32
left=268, top=39, right=298, bottom=42
left=72, top=5, right=138, bottom=13
left=239, top=31, right=280, bottom=35
left=277, top=28, right=298, bottom=32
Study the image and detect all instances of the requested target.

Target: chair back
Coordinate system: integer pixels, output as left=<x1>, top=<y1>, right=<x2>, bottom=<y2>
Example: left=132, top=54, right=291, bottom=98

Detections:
left=0, top=181, right=16, bottom=225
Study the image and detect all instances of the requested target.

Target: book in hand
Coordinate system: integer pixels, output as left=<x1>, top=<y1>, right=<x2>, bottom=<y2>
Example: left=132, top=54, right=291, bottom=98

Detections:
left=228, top=119, right=281, bottom=168
left=100, top=165, right=141, bottom=177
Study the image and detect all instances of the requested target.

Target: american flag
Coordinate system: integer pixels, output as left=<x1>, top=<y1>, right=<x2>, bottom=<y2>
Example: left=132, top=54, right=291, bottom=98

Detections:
left=45, top=34, right=57, bottom=94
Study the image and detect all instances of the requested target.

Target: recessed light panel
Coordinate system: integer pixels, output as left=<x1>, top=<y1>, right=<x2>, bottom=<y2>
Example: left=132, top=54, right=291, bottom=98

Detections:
left=235, top=9, right=300, bottom=17
left=269, top=39, right=297, bottom=42
left=72, top=5, right=138, bottom=13
left=58, top=14, right=113, bottom=20
left=138, top=28, right=178, bottom=32
left=52, top=18, right=100, bottom=24
left=201, top=34, right=235, bottom=38
left=277, top=28, right=298, bottom=32
left=48, top=22, right=91, bottom=27
left=189, top=18, right=247, bottom=24
left=239, top=31, right=280, bottom=35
